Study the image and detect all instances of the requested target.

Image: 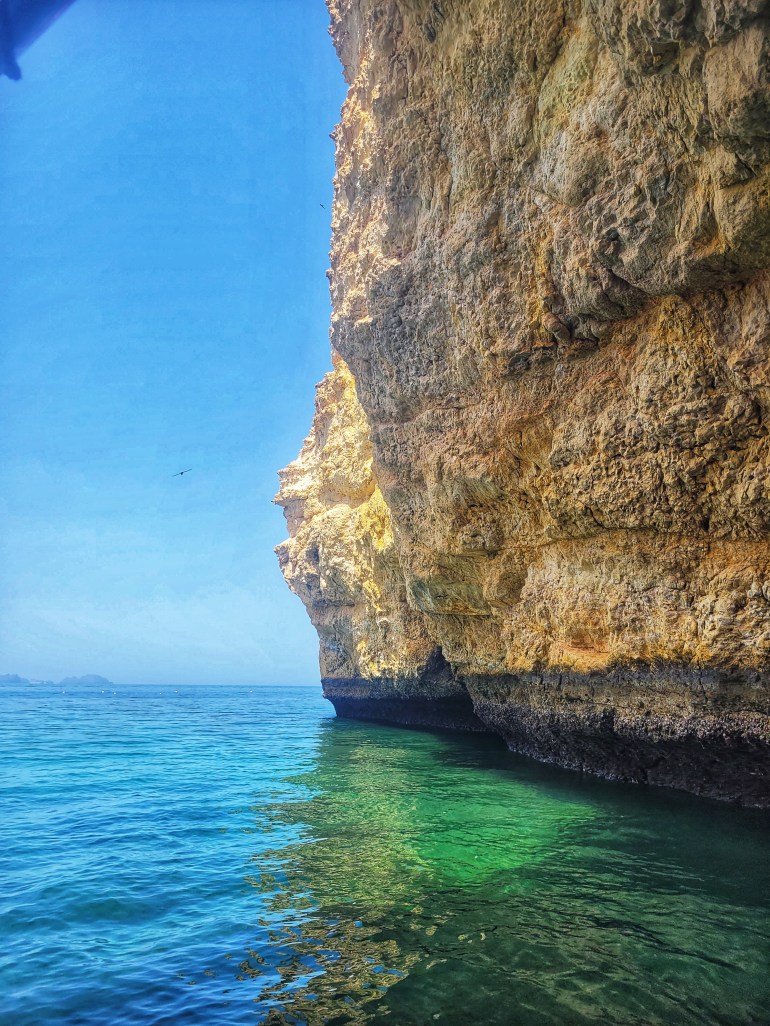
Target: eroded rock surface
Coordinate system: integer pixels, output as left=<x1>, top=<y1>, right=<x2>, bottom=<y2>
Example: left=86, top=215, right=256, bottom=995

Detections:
left=276, top=0, right=770, bottom=804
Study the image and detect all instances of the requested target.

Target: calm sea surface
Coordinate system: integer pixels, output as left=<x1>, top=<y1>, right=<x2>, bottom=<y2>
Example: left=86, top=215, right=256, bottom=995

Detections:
left=1, top=683, right=769, bottom=1026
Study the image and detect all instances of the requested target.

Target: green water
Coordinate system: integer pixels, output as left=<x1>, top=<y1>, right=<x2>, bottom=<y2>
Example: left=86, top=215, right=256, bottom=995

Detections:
left=2, top=685, right=767, bottom=1025
left=253, top=717, right=770, bottom=1026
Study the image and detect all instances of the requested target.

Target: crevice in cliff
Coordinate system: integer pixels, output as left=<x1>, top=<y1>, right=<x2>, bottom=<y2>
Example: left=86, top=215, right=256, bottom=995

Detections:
left=421, top=645, right=455, bottom=685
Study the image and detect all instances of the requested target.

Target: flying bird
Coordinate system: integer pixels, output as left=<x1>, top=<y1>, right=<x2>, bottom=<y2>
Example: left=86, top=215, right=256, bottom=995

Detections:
left=172, top=468, right=192, bottom=477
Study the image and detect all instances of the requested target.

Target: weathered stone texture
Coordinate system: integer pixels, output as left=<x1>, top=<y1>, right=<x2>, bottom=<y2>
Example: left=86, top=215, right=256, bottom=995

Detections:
left=276, top=0, right=770, bottom=804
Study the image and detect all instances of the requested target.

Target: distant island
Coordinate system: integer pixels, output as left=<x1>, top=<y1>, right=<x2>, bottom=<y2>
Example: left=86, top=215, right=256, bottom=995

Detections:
left=1, top=673, right=113, bottom=686
left=58, top=675, right=113, bottom=687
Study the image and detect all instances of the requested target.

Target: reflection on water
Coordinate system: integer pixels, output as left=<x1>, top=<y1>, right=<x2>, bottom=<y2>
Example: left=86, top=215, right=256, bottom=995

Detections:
left=1, top=686, right=767, bottom=1025
left=248, top=718, right=770, bottom=1026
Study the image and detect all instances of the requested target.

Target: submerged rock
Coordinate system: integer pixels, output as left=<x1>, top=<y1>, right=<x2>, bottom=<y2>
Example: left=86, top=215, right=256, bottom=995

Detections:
left=277, top=0, right=770, bottom=805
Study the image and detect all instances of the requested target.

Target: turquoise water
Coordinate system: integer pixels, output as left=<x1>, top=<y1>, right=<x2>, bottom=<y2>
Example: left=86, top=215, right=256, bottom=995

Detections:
left=1, top=684, right=768, bottom=1025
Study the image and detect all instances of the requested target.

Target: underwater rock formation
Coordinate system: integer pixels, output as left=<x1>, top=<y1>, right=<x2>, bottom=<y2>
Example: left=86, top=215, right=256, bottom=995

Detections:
left=277, top=0, right=770, bottom=805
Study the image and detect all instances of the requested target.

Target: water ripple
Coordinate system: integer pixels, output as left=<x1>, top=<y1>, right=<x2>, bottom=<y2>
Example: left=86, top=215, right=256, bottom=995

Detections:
left=0, top=684, right=768, bottom=1025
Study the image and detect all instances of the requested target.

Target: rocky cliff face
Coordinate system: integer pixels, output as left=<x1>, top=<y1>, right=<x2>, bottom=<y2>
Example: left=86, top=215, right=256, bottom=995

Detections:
left=277, top=0, right=770, bottom=805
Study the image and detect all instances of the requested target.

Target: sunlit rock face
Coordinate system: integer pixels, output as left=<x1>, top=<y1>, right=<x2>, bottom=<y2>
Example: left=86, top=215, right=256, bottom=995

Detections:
left=275, top=355, right=486, bottom=730
left=276, top=0, right=770, bottom=804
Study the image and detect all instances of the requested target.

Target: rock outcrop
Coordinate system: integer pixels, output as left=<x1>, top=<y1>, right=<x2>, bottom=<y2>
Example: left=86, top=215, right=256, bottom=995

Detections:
left=277, top=0, right=770, bottom=805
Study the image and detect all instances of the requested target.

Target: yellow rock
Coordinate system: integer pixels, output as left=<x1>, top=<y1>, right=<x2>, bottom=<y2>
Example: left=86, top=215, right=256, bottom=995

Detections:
left=277, top=0, right=770, bottom=804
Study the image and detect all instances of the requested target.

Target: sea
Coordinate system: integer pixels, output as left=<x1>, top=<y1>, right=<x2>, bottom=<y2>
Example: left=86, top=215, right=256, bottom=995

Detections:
left=1, top=683, right=769, bottom=1026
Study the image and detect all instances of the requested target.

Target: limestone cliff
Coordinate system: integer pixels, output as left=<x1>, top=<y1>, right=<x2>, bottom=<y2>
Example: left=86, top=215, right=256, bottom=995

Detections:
left=277, top=0, right=770, bottom=805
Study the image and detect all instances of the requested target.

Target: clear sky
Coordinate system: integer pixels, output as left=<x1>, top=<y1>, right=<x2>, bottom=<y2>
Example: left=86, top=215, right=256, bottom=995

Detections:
left=0, top=0, right=346, bottom=684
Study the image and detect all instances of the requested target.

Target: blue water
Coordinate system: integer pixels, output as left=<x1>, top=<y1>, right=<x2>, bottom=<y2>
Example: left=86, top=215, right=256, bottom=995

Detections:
left=1, top=684, right=769, bottom=1025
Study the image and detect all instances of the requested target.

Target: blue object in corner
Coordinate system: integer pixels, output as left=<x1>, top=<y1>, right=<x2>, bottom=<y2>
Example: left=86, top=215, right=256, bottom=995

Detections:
left=0, top=0, right=78, bottom=80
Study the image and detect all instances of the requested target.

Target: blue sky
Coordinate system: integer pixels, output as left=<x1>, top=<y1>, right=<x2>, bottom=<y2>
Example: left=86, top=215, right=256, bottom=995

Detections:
left=0, top=0, right=346, bottom=684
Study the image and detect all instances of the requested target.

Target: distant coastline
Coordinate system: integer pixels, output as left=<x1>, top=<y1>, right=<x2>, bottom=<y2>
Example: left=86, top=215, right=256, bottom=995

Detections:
left=1, top=673, right=113, bottom=686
